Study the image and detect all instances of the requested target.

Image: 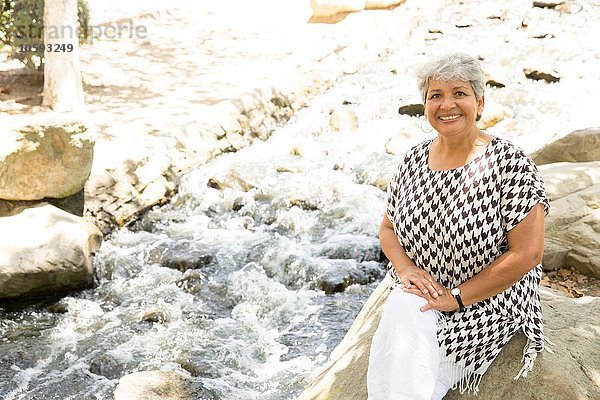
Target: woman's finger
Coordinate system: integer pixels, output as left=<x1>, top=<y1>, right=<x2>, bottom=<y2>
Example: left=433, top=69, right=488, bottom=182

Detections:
left=402, top=287, right=428, bottom=299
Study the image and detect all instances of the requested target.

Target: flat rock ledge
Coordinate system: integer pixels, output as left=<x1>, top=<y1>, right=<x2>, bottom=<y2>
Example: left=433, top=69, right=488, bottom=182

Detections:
left=297, top=276, right=600, bottom=400
left=0, top=203, right=102, bottom=299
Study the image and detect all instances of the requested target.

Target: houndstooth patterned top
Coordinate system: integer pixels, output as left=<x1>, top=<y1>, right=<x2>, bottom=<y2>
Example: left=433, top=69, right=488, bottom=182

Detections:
left=386, top=135, right=550, bottom=393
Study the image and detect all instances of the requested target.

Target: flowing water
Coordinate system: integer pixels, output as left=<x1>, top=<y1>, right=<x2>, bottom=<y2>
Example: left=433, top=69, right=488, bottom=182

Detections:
left=0, top=51, right=418, bottom=400
left=1, top=1, right=598, bottom=397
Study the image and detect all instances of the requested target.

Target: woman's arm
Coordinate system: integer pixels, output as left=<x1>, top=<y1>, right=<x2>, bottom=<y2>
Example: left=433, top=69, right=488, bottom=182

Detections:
left=408, top=203, right=546, bottom=312
left=380, top=213, right=445, bottom=298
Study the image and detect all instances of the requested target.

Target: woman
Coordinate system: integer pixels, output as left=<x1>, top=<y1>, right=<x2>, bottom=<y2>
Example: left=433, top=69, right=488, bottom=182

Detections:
left=367, top=52, right=550, bottom=400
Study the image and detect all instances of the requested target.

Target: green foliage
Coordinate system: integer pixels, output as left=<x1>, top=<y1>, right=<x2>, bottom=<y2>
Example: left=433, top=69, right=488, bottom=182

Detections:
left=0, top=0, right=90, bottom=72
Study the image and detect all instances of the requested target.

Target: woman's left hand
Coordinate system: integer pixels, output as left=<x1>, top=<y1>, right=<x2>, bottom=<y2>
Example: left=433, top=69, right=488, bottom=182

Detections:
left=402, top=286, right=459, bottom=312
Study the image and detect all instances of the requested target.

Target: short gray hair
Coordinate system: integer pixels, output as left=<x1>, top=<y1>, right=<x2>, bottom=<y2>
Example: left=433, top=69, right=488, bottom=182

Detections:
left=416, top=52, right=485, bottom=104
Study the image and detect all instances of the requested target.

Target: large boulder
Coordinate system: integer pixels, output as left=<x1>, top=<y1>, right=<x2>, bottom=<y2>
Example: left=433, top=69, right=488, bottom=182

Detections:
left=0, top=203, right=102, bottom=298
left=531, top=128, right=600, bottom=165
left=297, top=276, right=600, bottom=400
left=540, top=162, right=600, bottom=277
left=114, top=371, right=189, bottom=400
left=0, top=114, right=95, bottom=200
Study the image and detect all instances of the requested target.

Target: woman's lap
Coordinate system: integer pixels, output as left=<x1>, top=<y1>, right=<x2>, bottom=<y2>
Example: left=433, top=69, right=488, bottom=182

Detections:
left=367, top=289, right=456, bottom=400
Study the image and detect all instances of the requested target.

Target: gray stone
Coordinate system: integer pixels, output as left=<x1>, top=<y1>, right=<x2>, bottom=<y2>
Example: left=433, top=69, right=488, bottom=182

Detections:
left=297, top=276, right=600, bottom=400
left=531, top=128, right=600, bottom=165
left=540, top=163, right=600, bottom=277
left=114, top=370, right=190, bottom=400
left=397, top=103, right=424, bottom=117
left=0, top=115, right=95, bottom=201
left=524, top=67, right=561, bottom=83
left=0, top=203, right=103, bottom=298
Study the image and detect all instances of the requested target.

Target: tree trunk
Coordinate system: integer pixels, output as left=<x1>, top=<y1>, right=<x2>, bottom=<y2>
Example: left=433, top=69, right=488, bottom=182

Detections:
left=43, top=0, right=84, bottom=111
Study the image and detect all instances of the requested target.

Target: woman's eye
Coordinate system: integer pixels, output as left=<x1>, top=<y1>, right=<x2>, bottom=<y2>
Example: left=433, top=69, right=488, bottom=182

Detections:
left=455, top=91, right=466, bottom=96
left=429, top=93, right=440, bottom=99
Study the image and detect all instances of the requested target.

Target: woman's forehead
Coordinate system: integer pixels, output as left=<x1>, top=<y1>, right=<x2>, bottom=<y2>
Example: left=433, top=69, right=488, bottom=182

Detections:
left=427, top=79, right=472, bottom=92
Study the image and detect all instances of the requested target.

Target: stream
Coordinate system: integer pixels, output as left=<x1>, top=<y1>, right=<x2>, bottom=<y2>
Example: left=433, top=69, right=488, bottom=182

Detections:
left=0, top=50, right=421, bottom=400
left=1, top=1, right=597, bottom=396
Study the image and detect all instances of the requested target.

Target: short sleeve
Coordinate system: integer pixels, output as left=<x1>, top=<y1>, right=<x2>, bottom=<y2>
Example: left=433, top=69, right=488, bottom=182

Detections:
left=386, top=162, right=404, bottom=225
left=500, top=147, right=550, bottom=232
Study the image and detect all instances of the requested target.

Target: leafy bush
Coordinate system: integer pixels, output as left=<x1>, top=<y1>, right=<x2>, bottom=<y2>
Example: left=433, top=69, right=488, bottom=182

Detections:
left=0, top=0, right=89, bottom=72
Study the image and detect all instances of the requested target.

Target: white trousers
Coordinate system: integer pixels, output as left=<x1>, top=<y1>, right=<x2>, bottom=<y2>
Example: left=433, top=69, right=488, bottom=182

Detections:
left=367, top=289, right=461, bottom=400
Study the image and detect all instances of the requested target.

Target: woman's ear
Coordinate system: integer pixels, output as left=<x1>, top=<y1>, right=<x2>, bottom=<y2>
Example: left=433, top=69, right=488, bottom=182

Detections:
left=477, top=95, right=485, bottom=116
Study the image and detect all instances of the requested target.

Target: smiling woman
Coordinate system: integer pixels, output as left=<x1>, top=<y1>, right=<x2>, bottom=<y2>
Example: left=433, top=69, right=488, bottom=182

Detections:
left=367, top=52, right=551, bottom=400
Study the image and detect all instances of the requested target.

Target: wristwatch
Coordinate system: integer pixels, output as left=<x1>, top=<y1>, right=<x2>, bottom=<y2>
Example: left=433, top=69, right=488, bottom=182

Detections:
left=451, top=287, right=465, bottom=311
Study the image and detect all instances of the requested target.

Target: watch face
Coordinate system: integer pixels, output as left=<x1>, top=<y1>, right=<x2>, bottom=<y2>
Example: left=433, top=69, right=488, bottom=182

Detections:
left=451, top=288, right=460, bottom=296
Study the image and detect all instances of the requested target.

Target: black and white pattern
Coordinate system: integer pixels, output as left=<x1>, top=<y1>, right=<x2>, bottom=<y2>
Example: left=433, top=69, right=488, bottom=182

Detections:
left=385, top=135, right=550, bottom=393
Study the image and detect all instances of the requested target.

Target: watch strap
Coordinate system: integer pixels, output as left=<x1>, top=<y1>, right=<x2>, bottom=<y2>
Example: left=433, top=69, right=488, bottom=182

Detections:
left=452, top=289, right=465, bottom=311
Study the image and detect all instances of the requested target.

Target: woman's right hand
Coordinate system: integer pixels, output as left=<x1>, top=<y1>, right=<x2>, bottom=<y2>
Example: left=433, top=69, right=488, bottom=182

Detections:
left=397, top=264, right=445, bottom=299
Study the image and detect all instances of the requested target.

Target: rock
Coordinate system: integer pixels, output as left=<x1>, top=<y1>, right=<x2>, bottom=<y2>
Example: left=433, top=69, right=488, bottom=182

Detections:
left=352, top=152, right=399, bottom=190
left=555, top=2, right=583, bottom=14
left=532, top=1, right=565, bottom=9
left=485, top=66, right=510, bottom=88
left=114, top=370, right=189, bottom=400
left=0, top=115, right=95, bottom=200
left=524, top=67, right=561, bottom=83
left=0, top=203, right=103, bottom=298
left=397, top=103, right=424, bottom=117
left=297, top=276, right=600, bottom=400
left=445, top=288, right=600, bottom=399
left=539, top=161, right=600, bottom=201
left=531, top=128, right=600, bottom=165
left=310, top=0, right=366, bottom=18
left=329, top=107, right=359, bottom=132
left=145, top=240, right=214, bottom=272
left=141, top=310, right=168, bottom=324
left=365, top=1, right=405, bottom=10
left=540, top=163, right=600, bottom=277
left=477, top=99, right=512, bottom=130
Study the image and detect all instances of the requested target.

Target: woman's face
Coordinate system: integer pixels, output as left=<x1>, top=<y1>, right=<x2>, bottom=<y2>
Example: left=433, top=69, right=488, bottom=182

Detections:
left=424, top=79, right=484, bottom=138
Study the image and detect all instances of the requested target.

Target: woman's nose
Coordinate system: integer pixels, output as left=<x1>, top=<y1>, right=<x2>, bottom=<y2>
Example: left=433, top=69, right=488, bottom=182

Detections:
left=440, top=96, right=455, bottom=110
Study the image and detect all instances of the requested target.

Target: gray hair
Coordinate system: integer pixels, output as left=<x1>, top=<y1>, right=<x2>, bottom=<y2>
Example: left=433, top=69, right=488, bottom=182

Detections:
left=416, top=52, right=485, bottom=105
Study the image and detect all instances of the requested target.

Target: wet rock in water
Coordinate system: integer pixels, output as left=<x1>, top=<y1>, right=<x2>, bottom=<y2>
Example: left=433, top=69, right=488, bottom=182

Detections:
left=89, top=353, right=129, bottom=380
left=316, top=260, right=384, bottom=294
left=329, top=107, right=359, bottom=132
left=541, top=163, right=600, bottom=277
left=524, top=67, right=561, bottom=83
left=530, top=128, right=600, bottom=165
left=0, top=203, right=103, bottom=299
left=141, top=310, right=168, bottom=324
left=352, top=152, right=398, bottom=190
left=46, top=301, right=69, bottom=314
left=397, top=103, right=424, bottom=117
left=114, top=370, right=190, bottom=400
left=0, top=114, right=95, bottom=201
left=297, top=277, right=600, bottom=400
left=532, top=1, right=565, bottom=9
left=146, top=240, right=214, bottom=272
left=485, top=79, right=505, bottom=88
left=317, top=234, right=381, bottom=262
left=289, top=197, right=320, bottom=211
left=162, top=255, right=213, bottom=272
